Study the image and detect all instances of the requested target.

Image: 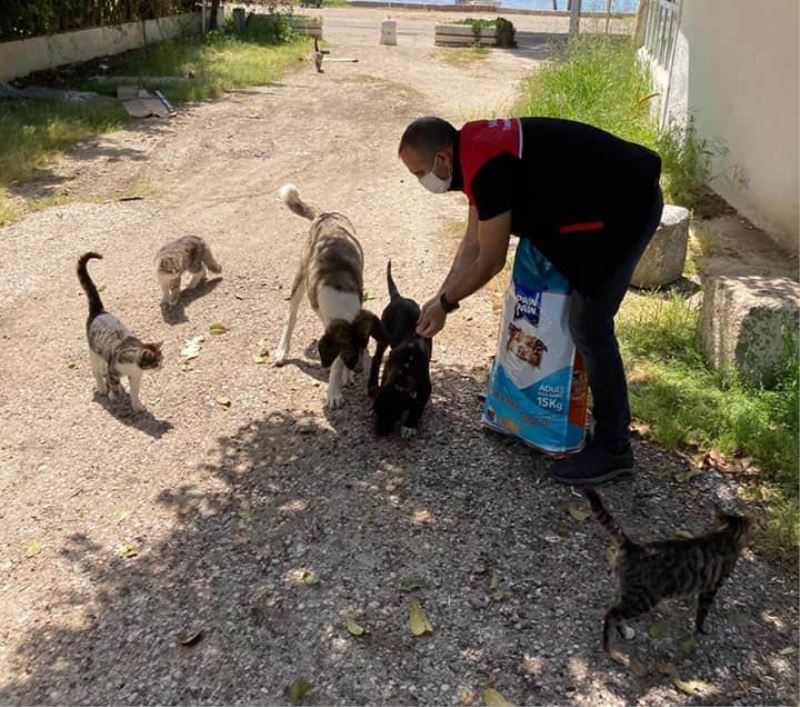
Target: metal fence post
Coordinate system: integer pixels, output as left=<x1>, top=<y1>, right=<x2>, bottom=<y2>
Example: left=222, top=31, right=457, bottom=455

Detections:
left=569, top=0, right=581, bottom=35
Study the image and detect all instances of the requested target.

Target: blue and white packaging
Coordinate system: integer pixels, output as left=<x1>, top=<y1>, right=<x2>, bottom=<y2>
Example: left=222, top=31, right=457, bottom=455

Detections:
left=482, top=239, right=588, bottom=455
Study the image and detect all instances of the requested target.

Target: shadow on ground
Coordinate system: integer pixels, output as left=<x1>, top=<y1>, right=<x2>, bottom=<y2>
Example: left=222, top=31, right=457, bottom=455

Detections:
left=1, top=363, right=796, bottom=705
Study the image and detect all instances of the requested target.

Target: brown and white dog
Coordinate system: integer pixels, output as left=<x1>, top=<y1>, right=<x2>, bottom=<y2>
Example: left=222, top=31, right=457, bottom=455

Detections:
left=506, top=323, right=548, bottom=368
left=273, top=184, right=386, bottom=409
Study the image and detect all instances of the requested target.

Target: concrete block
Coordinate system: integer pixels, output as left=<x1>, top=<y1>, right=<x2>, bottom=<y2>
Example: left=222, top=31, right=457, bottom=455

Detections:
left=632, top=204, right=690, bottom=289
left=699, top=275, right=799, bottom=388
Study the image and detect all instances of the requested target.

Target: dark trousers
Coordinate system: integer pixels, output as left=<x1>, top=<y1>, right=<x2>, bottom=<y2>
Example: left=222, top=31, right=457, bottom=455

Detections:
left=568, top=188, right=664, bottom=450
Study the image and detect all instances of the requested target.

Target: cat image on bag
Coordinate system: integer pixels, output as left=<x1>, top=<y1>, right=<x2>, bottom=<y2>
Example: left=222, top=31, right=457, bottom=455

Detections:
left=156, top=235, right=221, bottom=305
left=583, top=488, right=751, bottom=652
left=78, top=252, right=163, bottom=413
left=506, top=323, right=548, bottom=368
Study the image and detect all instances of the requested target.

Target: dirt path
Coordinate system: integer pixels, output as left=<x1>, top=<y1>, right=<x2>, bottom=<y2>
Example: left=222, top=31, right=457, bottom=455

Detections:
left=0, top=10, right=796, bottom=705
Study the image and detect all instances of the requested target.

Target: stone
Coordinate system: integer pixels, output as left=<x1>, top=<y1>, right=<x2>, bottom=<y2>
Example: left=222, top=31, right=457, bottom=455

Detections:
left=699, top=275, right=799, bottom=388
left=631, top=204, right=690, bottom=288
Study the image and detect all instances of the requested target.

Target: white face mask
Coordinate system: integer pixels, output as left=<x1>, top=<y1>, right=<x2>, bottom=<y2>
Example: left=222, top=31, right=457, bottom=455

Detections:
left=419, top=154, right=452, bottom=194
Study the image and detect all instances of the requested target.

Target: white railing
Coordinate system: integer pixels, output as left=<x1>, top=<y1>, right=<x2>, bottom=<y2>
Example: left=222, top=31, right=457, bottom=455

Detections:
left=641, top=0, right=681, bottom=69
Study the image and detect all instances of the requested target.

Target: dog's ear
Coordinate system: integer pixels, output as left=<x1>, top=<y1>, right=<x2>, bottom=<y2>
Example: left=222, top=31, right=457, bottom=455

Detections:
left=355, top=310, right=389, bottom=344
left=318, top=332, right=340, bottom=368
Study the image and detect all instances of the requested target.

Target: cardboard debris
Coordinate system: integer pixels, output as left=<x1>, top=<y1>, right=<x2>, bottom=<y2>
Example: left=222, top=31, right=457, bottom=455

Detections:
left=117, top=86, right=174, bottom=118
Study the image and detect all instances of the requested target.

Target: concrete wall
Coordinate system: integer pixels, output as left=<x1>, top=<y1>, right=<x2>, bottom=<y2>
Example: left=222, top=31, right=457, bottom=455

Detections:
left=0, top=13, right=202, bottom=82
left=656, top=0, right=799, bottom=253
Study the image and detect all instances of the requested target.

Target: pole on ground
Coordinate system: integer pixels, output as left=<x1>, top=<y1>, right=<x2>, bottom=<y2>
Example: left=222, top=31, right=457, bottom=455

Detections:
left=569, top=0, right=580, bottom=35
left=605, top=0, right=612, bottom=33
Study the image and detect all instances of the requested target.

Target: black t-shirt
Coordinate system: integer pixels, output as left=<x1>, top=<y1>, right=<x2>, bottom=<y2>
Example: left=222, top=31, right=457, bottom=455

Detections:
left=451, top=117, right=661, bottom=294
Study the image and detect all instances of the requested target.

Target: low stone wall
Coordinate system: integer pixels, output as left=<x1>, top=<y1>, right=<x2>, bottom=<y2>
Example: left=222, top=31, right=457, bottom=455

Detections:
left=0, top=13, right=203, bottom=82
left=435, top=23, right=496, bottom=47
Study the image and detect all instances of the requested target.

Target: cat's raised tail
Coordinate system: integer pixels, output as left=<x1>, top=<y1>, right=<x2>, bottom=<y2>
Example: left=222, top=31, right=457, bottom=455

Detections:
left=582, top=488, right=631, bottom=547
left=77, top=252, right=105, bottom=322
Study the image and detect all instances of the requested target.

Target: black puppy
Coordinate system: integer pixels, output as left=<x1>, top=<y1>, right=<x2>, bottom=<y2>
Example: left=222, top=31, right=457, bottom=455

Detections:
left=368, top=261, right=432, bottom=438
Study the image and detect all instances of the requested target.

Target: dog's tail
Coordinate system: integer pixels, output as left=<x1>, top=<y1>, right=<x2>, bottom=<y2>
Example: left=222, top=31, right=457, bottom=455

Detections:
left=201, top=242, right=222, bottom=274
left=279, top=183, right=317, bottom=221
left=77, top=252, right=105, bottom=322
left=583, top=488, right=630, bottom=547
left=386, top=260, right=400, bottom=300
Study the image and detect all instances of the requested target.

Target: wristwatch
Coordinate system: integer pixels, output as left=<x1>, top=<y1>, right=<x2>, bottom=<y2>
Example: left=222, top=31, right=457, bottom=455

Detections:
left=439, top=292, right=460, bottom=313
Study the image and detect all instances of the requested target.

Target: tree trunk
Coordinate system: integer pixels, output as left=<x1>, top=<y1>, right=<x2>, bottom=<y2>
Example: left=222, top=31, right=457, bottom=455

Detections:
left=209, top=0, right=221, bottom=29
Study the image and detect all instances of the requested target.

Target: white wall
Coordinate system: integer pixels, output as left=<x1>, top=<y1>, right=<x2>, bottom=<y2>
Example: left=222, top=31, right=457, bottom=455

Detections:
left=0, top=13, right=202, bottom=83
left=658, top=0, right=799, bottom=253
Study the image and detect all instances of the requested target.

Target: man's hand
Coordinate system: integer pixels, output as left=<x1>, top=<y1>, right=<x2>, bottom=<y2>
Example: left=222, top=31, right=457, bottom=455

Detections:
left=417, top=296, right=447, bottom=338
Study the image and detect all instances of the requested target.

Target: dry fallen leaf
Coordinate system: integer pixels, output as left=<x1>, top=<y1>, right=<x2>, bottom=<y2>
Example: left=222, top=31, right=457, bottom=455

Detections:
left=98, top=284, right=106, bottom=292
left=483, top=688, right=514, bottom=706
left=568, top=505, right=590, bottom=521
left=409, top=599, right=433, bottom=636
left=67, top=362, right=77, bottom=369
left=117, top=510, right=131, bottom=524
left=287, top=678, right=313, bottom=705
left=180, top=335, right=204, bottom=360
left=459, top=689, right=478, bottom=706
left=629, top=655, right=648, bottom=677
left=208, top=322, right=229, bottom=335
left=178, top=630, right=204, bottom=647
left=679, top=635, right=698, bottom=655
left=25, top=540, right=42, bottom=558
left=401, top=578, right=426, bottom=592
left=657, top=661, right=708, bottom=695
left=302, top=571, right=319, bottom=586
left=253, top=355, right=267, bottom=364
left=179, top=362, right=193, bottom=373
left=119, top=543, right=139, bottom=558
left=489, top=572, right=500, bottom=591
left=215, top=395, right=231, bottom=408
left=346, top=619, right=367, bottom=636
left=674, top=469, right=704, bottom=483
left=675, top=529, right=694, bottom=539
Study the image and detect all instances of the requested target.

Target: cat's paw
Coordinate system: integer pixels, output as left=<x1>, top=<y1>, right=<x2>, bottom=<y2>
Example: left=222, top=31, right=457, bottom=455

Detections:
left=400, top=425, right=418, bottom=440
left=327, top=389, right=344, bottom=410
left=342, top=368, right=355, bottom=387
left=131, top=402, right=146, bottom=414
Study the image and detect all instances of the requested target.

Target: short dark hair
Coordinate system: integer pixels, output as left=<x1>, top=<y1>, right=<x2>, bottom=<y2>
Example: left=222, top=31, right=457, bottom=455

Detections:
left=399, top=116, right=457, bottom=160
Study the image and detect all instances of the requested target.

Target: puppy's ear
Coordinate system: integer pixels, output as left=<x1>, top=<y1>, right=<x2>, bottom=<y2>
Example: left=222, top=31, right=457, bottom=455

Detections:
left=318, top=333, right=339, bottom=368
left=355, top=310, right=389, bottom=344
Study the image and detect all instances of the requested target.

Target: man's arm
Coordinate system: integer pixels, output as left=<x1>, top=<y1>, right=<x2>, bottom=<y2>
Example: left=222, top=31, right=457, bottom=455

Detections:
left=441, top=211, right=511, bottom=304
left=437, top=206, right=479, bottom=296
left=416, top=211, right=510, bottom=337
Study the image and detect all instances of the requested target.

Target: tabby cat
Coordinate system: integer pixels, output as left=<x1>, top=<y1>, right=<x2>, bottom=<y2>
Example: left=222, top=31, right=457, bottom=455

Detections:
left=583, top=488, right=751, bottom=652
left=156, top=235, right=221, bottom=305
left=78, top=252, right=163, bottom=413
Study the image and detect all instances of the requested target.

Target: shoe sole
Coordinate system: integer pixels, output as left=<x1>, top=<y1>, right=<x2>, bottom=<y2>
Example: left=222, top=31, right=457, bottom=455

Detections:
left=551, top=466, right=635, bottom=486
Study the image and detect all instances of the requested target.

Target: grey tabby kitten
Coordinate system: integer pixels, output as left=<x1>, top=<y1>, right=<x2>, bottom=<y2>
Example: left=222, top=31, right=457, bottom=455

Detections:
left=584, top=488, right=751, bottom=652
left=156, top=235, right=222, bottom=305
left=78, top=252, right=163, bottom=413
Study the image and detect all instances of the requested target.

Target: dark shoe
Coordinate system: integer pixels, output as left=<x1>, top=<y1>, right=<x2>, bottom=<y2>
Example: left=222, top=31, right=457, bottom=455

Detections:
left=551, top=440, right=634, bottom=485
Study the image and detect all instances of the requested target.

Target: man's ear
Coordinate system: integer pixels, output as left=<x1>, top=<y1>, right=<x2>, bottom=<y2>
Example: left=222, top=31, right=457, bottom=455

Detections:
left=318, top=332, right=339, bottom=368
left=355, top=310, right=389, bottom=344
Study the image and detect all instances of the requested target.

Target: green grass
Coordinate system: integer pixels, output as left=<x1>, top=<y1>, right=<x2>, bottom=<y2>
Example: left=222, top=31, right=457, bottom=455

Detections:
left=514, top=35, right=719, bottom=211
left=0, top=99, right=127, bottom=189
left=108, top=32, right=311, bottom=104
left=0, top=26, right=310, bottom=222
left=618, top=291, right=799, bottom=557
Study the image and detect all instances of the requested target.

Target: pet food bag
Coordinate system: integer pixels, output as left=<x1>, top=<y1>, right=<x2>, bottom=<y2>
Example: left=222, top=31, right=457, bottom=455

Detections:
left=482, top=238, right=588, bottom=455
